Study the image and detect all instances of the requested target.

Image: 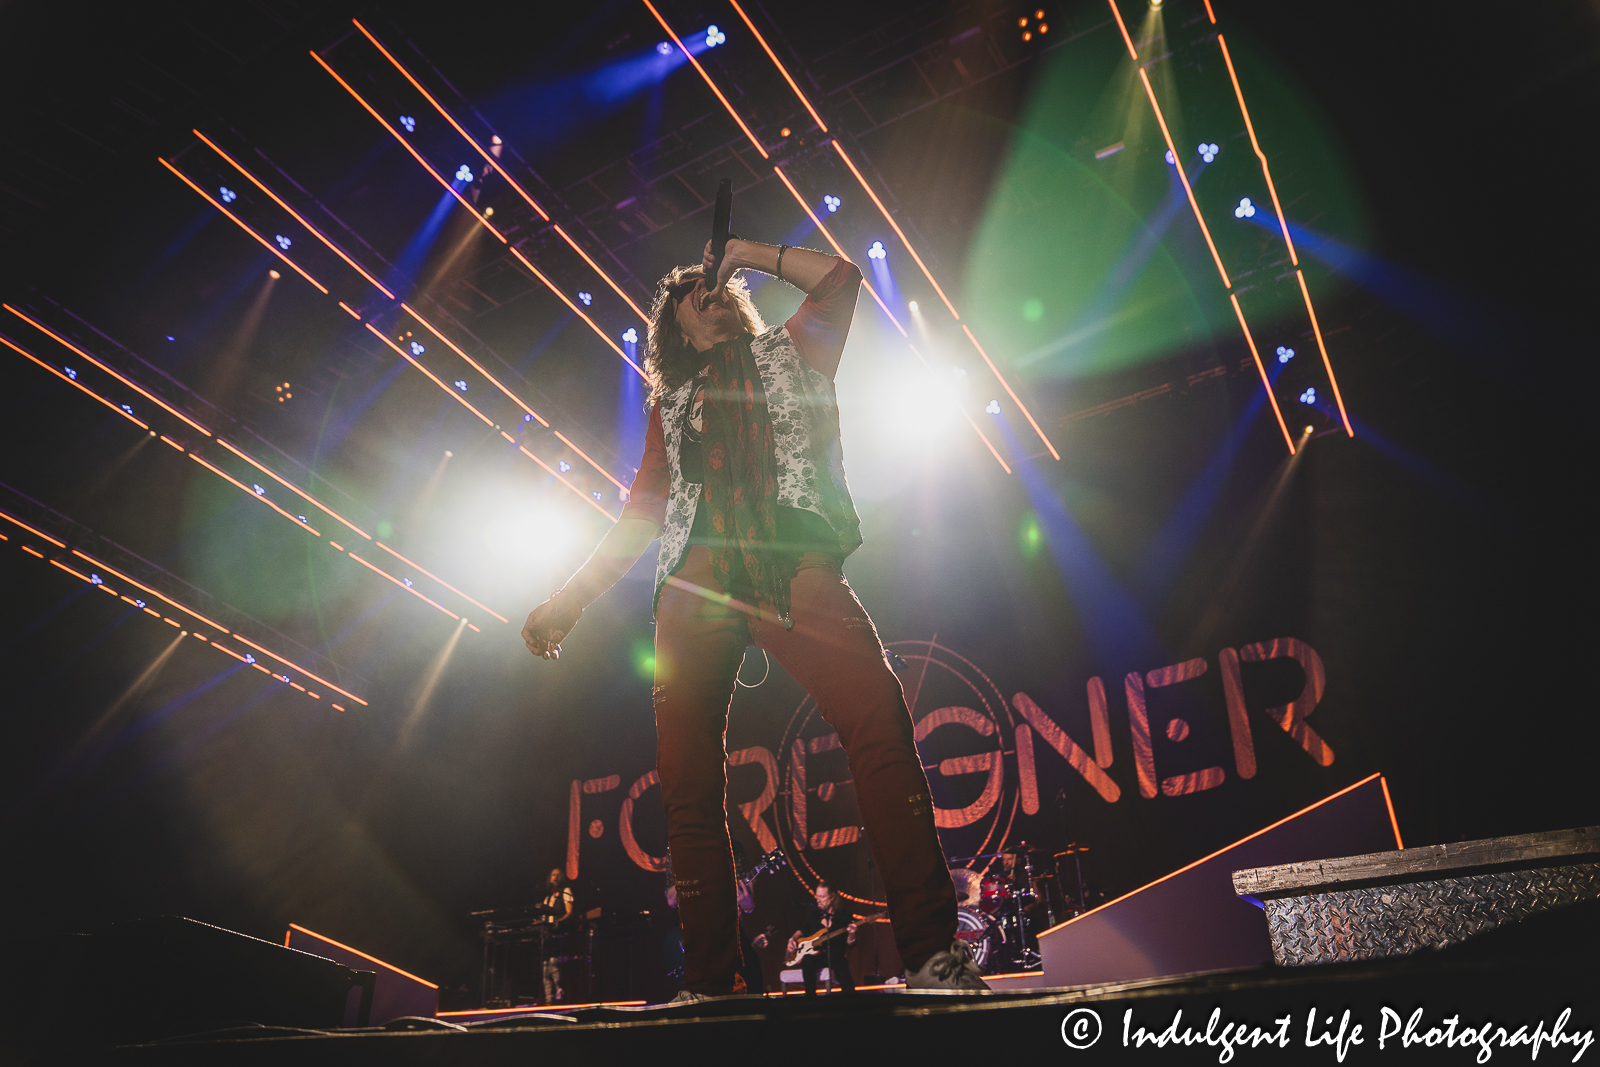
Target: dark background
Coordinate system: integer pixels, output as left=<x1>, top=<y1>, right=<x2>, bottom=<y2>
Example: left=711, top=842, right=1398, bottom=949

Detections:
left=1, top=0, right=1594, bottom=1007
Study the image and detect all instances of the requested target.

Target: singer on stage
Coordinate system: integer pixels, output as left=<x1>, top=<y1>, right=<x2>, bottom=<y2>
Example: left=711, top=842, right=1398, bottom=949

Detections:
left=521, top=236, right=986, bottom=998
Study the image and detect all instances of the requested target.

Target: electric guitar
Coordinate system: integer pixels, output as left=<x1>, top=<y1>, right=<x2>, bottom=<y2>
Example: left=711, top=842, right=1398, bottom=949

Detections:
left=784, top=911, right=888, bottom=968
left=664, top=848, right=788, bottom=982
left=739, top=848, right=788, bottom=897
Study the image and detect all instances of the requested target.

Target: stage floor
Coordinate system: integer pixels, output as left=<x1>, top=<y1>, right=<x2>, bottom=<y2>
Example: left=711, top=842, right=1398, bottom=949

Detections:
left=81, top=900, right=1597, bottom=1065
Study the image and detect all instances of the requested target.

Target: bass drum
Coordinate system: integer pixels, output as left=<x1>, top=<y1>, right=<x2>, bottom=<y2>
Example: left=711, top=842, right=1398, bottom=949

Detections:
left=953, top=906, right=996, bottom=972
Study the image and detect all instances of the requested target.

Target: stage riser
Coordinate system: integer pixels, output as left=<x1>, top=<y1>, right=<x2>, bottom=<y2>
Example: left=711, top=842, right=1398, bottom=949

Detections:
left=1261, top=864, right=1600, bottom=965
left=1234, top=825, right=1600, bottom=965
left=1035, top=777, right=1399, bottom=987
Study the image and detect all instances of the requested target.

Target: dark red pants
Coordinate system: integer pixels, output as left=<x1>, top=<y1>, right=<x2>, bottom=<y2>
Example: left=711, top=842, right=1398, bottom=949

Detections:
left=654, top=546, right=956, bottom=995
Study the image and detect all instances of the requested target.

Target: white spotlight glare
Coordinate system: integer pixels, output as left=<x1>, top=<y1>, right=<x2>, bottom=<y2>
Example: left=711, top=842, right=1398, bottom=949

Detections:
left=486, top=504, right=579, bottom=565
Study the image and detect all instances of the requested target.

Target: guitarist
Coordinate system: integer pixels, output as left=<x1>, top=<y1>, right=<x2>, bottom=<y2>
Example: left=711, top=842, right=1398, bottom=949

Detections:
left=788, top=881, right=857, bottom=995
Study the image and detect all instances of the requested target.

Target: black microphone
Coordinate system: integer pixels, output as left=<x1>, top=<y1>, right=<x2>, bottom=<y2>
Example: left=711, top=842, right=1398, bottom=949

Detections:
left=710, top=178, right=733, bottom=285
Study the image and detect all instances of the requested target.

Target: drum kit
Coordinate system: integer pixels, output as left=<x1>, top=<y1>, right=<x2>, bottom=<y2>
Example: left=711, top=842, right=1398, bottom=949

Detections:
left=947, top=841, right=1093, bottom=974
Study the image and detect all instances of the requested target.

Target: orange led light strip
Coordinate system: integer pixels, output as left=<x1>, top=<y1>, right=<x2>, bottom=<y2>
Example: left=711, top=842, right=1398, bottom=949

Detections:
left=216, top=439, right=372, bottom=541
left=365, top=324, right=496, bottom=427
left=367, top=324, right=618, bottom=521
left=1229, top=294, right=1296, bottom=454
left=376, top=542, right=507, bottom=623
left=188, top=453, right=323, bottom=535
left=347, top=550, right=458, bottom=618
left=1134, top=68, right=1231, bottom=288
left=4, top=304, right=213, bottom=437
left=1039, top=772, right=1388, bottom=937
left=518, top=443, right=620, bottom=522
left=61, top=547, right=364, bottom=707
left=288, top=924, right=439, bottom=988
left=642, top=0, right=769, bottom=159
left=66, top=549, right=223, bottom=634
left=908, top=342, right=1011, bottom=474
left=312, top=50, right=645, bottom=378
left=1216, top=36, right=1296, bottom=266
left=310, top=50, right=507, bottom=243
left=0, top=509, right=67, bottom=549
left=350, top=20, right=650, bottom=323
left=959, top=324, right=1060, bottom=461
left=1297, top=270, right=1352, bottom=435
left=1215, top=34, right=1351, bottom=436
left=503, top=245, right=645, bottom=376
left=1108, top=0, right=1138, bottom=59
left=726, top=1, right=828, bottom=133
left=771, top=166, right=905, bottom=336
left=1, top=334, right=150, bottom=429
left=1380, top=775, right=1404, bottom=849
left=772, top=165, right=1010, bottom=473
left=35, top=557, right=333, bottom=705
left=228, top=633, right=367, bottom=707
left=350, top=19, right=549, bottom=227
left=402, top=303, right=554, bottom=428
left=158, top=159, right=330, bottom=295
left=192, top=129, right=398, bottom=299
left=438, top=1001, right=647, bottom=1016
left=830, top=142, right=959, bottom=321
left=406, top=303, right=638, bottom=489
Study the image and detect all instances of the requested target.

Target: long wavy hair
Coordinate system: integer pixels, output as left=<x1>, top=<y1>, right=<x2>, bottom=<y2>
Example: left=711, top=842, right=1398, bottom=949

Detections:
left=645, top=265, right=766, bottom=407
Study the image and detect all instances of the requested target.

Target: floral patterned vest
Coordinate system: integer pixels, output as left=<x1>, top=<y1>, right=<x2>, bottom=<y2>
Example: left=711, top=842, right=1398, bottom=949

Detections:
left=653, top=324, right=862, bottom=611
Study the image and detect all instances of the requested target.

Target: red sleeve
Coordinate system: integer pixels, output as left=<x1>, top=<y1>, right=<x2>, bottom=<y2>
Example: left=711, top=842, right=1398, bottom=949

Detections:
left=784, top=259, right=863, bottom=380
left=620, top=403, right=669, bottom=527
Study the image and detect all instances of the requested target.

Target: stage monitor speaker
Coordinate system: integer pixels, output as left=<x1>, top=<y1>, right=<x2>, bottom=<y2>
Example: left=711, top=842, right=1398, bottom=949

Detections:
left=0, top=916, right=374, bottom=1056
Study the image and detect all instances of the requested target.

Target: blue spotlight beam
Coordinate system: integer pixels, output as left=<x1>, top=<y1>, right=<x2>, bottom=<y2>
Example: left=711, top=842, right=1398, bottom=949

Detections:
left=991, top=412, right=1162, bottom=672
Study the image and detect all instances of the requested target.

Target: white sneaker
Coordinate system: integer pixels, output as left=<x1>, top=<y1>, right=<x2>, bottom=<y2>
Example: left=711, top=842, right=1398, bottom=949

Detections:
left=904, top=940, right=991, bottom=991
left=667, top=990, right=714, bottom=1005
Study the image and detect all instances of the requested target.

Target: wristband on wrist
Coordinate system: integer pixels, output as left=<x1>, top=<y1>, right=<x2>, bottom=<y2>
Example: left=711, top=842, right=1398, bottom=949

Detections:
left=776, top=244, right=788, bottom=283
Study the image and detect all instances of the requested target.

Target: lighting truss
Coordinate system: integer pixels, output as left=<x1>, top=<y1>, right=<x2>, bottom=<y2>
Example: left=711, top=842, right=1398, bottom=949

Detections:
left=1106, top=0, right=1354, bottom=451
left=3, top=304, right=504, bottom=625
left=0, top=481, right=367, bottom=709
left=350, top=19, right=650, bottom=323
left=158, top=150, right=628, bottom=516
left=306, top=50, right=646, bottom=379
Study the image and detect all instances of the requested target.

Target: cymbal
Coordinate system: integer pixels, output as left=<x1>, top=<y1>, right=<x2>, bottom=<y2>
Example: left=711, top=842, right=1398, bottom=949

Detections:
left=1055, top=844, right=1091, bottom=856
left=948, top=867, right=983, bottom=907
left=948, top=853, right=1005, bottom=863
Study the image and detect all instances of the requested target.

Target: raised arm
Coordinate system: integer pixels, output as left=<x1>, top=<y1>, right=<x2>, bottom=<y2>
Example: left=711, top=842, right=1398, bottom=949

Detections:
left=521, top=514, right=660, bottom=659
left=707, top=238, right=843, bottom=297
